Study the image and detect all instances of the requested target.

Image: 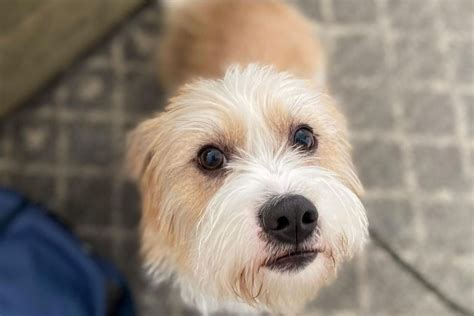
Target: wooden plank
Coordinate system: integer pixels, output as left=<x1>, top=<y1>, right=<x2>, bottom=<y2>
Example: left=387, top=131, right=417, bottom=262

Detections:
left=0, top=0, right=147, bottom=116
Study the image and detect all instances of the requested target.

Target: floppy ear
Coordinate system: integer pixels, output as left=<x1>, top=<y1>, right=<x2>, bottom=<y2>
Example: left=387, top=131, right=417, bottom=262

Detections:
left=126, top=118, right=160, bottom=181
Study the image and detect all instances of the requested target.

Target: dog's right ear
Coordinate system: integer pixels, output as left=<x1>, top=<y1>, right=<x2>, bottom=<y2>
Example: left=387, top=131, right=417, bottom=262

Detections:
left=126, top=118, right=160, bottom=181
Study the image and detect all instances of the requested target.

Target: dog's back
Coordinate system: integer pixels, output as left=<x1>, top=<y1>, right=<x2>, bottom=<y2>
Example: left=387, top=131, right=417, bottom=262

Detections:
left=158, top=0, right=325, bottom=92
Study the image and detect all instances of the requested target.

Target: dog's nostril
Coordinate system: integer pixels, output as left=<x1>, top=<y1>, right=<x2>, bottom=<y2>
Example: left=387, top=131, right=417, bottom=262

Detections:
left=259, top=195, right=318, bottom=245
left=275, top=216, right=290, bottom=230
left=302, top=211, right=316, bottom=224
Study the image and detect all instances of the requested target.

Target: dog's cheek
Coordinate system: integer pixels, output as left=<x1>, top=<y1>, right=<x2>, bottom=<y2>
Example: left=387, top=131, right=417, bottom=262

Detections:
left=187, top=176, right=271, bottom=298
left=315, top=180, right=368, bottom=260
left=140, top=164, right=224, bottom=275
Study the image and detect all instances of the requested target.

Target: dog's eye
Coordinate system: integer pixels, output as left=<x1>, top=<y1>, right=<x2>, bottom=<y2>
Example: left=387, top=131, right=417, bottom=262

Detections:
left=293, top=127, right=316, bottom=151
left=198, top=146, right=226, bottom=170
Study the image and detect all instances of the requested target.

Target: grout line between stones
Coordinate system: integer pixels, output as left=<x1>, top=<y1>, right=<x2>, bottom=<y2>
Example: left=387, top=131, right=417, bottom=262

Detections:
left=53, top=86, right=70, bottom=212
left=434, top=0, right=473, bottom=190
left=377, top=0, right=426, bottom=258
left=110, top=32, right=128, bottom=258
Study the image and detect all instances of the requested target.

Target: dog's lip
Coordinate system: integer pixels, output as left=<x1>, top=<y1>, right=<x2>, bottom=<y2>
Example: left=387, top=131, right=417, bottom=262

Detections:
left=265, top=250, right=318, bottom=272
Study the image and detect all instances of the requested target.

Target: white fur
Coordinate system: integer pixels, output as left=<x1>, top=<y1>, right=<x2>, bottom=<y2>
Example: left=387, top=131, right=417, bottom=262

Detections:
left=143, top=65, right=368, bottom=314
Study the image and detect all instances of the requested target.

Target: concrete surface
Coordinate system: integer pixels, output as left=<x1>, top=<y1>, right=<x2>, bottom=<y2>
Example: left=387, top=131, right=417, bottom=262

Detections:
left=0, top=0, right=472, bottom=315
left=0, top=0, right=149, bottom=116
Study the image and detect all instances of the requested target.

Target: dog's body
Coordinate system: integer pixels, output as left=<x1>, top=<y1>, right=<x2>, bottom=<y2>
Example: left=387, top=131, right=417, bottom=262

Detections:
left=157, top=0, right=325, bottom=93
left=128, top=0, right=368, bottom=314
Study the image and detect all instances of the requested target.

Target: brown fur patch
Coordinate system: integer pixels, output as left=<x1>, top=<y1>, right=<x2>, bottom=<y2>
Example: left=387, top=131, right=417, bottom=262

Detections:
left=127, top=0, right=364, bottom=311
left=158, top=0, right=324, bottom=92
left=132, top=97, right=249, bottom=271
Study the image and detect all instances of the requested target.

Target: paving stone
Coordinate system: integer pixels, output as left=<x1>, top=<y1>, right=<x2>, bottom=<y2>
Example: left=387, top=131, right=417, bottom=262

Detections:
left=116, top=236, right=183, bottom=316
left=78, top=231, right=116, bottom=263
left=10, top=173, right=56, bottom=210
left=0, top=167, right=9, bottom=184
left=333, top=0, right=376, bottom=24
left=387, top=0, right=437, bottom=32
left=439, top=0, right=474, bottom=33
left=120, top=180, right=141, bottom=228
left=10, top=117, right=58, bottom=164
left=307, top=261, right=359, bottom=311
left=124, top=69, right=166, bottom=116
left=0, top=123, right=8, bottom=159
left=463, top=95, right=474, bottom=138
left=334, top=82, right=394, bottom=131
left=366, top=245, right=442, bottom=315
left=401, top=91, right=455, bottom=135
left=134, top=6, right=162, bottom=34
left=365, top=197, right=415, bottom=251
left=420, top=200, right=474, bottom=256
left=407, top=293, right=458, bottom=316
left=64, top=176, right=113, bottom=226
left=418, top=257, right=474, bottom=313
left=62, top=66, right=116, bottom=111
left=450, top=40, right=474, bottom=84
left=353, top=139, right=404, bottom=190
left=110, top=127, right=127, bottom=168
left=116, top=234, right=145, bottom=292
left=295, top=0, right=324, bottom=22
left=470, top=146, right=474, bottom=193
left=121, top=29, right=156, bottom=64
left=81, top=51, right=110, bottom=70
left=7, top=89, right=56, bottom=120
left=412, top=145, right=469, bottom=193
left=66, top=122, right=115, bottom=167
left=120, top=10, right=159, bottom=63
left=391, top=35, right=446, bottom=83
left=330, top=34, right=385, bottom=81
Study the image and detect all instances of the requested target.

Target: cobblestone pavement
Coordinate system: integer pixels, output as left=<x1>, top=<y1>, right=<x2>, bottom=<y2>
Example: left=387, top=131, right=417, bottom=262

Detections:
left=0, top=1, right=472, bottom=315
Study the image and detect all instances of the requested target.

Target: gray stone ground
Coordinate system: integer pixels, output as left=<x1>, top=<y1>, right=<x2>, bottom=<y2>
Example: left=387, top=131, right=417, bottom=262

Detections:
left=0, top=0, right=472, bottom=315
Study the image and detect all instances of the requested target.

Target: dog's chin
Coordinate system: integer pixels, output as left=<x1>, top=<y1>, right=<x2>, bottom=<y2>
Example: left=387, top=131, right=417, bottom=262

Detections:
left=246, top=248, right=336, bottom=314
left=182, top=242, right=336, bottom=314
left=264, top=250, right=319, bottom=273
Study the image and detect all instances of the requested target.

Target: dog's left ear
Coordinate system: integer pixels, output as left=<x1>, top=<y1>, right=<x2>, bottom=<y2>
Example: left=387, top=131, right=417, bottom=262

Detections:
left=126, top=118, right=160, bottom=181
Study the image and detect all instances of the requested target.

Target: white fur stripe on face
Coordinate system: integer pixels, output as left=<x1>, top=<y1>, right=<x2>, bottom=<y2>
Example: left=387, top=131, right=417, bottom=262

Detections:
left=135, top=65, right=366, bottom=314
left=191, top=151, right=367, bottom=312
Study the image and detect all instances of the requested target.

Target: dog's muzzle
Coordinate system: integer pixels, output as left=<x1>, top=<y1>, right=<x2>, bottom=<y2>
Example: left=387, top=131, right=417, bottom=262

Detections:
left=259, top=194, right=318, bottom=245
left=259, top=195, right=319, bottom=271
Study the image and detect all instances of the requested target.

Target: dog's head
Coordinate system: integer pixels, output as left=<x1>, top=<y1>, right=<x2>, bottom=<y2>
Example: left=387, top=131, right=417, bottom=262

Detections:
left=127, top=65, right=368, bottom=313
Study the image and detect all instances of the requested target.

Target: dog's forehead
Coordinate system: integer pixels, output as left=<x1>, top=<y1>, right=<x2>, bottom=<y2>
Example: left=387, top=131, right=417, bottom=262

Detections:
left=168, top=66, right=330, bottom=148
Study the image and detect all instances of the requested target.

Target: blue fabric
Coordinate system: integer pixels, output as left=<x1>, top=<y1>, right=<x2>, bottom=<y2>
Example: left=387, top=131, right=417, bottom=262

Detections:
left=0, top=188, right=134, bottom=316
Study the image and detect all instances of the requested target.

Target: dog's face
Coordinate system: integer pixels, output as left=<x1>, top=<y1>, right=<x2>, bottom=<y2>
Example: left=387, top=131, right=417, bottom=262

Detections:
left=128, top=65, right=368, bottom=314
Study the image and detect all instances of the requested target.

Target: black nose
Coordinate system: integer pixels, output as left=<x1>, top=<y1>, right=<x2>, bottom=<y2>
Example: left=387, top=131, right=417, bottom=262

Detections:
left=259, top=195, right=318, bottom=245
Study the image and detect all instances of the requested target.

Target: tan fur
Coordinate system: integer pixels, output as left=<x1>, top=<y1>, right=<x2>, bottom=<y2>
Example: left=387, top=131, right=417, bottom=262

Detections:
left=158, top=0, right=324, bottom=92
left=127, top=0, right=367, bottom=313
left=128, top=92, right=250, bottom=271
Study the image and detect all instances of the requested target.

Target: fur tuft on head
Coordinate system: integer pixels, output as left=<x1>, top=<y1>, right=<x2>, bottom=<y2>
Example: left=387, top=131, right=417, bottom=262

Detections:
left=128, top=0, right=365, bottom=314
left=127, top=65, right=367, bottom=314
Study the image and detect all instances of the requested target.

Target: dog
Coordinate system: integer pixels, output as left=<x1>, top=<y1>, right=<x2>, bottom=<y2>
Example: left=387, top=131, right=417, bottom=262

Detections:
left=127, top=0, right=368, bottom=314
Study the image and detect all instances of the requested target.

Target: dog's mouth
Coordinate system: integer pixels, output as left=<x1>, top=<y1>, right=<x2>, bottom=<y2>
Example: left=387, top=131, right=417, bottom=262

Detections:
left=264, top=250, right=318, bottom=272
